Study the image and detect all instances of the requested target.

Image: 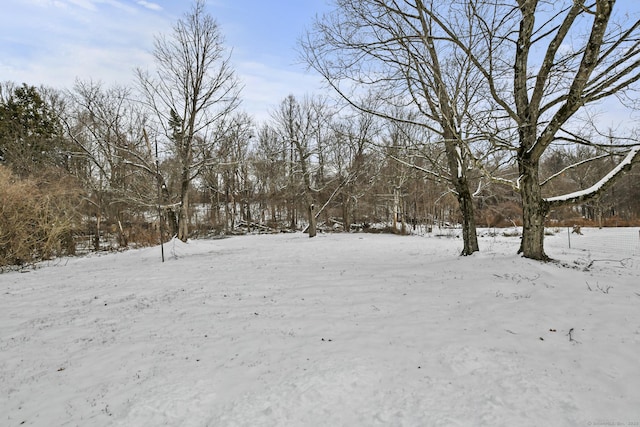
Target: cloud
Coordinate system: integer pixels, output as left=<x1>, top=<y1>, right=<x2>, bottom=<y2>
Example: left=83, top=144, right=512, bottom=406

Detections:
left=234, top=60, right=325, bottom=123
left=2, top=39, right=156, bottom=88
left=137, top=0, right=162, bottom=12
left=65, top=0, right=98, bottom=11
left=0, top=0, right=168, bottom=88
left=0, top=0, right=327, bottom=123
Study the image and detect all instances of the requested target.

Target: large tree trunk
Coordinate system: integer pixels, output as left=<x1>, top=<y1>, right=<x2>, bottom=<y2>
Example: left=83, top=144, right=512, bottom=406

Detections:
left=165, top=208, right=178, bottom=239
left=445, top=140, right=479, bottom=256
left=518, top=156, right=549, bottom=260
left=456, top=183, right=479, bottom=256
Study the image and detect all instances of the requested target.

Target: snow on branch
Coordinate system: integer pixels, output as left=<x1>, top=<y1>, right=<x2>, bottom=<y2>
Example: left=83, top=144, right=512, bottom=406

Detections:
left=388, top=154, right=444, bottom=180
left=467, top=150, right=520, bottom=191
left=545, top=146, right=640, bottom=205
left=541, top=153, right=611, bottom=187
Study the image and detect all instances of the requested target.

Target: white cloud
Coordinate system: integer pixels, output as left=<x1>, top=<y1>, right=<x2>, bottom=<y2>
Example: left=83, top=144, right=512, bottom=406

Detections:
left=234, top=60, right=326, bottom=123
left=0, top=0, right=327, bottom=123
left=0, top=0, right=168, bottom=88
left=66, top=0, right=98, bottom=11
left=137, top=0, right=163, bottom=12
left=2, top=41, right=156, bottom=88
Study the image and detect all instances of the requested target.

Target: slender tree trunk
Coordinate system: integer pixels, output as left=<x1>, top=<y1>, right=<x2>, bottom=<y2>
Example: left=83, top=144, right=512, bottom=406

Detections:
left=301, top=173, right=317, bottom=238
left=343, top=194, right=351, bottom=232
left=116, top=213, right=128, bottom=248
left=401, top=199, right=407, bottom=235
left=177, top=168, right=190, bottom=242
left=289, top=202, right=296, bottom=230
left=94, top=213, right=101, bottom=251
left=393, top=187, right=400, bottom=231
left=270, top=203, right=276, bottom=228
left=155, top=172, right=178, bottom=238
left=307, top=200, right=317, bottom=237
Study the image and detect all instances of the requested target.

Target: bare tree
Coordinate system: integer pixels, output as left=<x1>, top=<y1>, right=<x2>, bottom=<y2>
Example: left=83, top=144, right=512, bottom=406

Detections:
left=302, top=0, right=481, bottom=254
left=271, top=95, right=326, bottom=237
left=136, top=0, right=241, bottom=241
left=65, top=80, right=166, bottom=248
left=200, top=112, right=253, bottom=233
left=330, top=108, right=381, bottom=231
left=251, top=123, right=290, bottom=229
left=457, top=0, right=640, bottom=259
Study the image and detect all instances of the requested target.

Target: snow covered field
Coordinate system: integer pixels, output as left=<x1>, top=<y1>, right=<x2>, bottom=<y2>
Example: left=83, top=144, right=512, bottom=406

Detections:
left=1, top=228, right=639, bottom=426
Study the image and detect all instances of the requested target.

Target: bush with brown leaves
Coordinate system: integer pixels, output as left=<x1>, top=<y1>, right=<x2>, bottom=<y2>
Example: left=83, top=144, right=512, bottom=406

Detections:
left=0, top=166, right=82, bottom=267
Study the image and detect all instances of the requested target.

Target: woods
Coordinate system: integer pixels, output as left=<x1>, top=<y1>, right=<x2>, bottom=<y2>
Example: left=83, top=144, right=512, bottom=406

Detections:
left=1, top=0, right=640, bottom=266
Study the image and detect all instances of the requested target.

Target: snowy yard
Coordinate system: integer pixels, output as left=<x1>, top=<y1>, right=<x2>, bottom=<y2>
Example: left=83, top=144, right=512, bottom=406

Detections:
left=1, top=228, right=639, bottom=426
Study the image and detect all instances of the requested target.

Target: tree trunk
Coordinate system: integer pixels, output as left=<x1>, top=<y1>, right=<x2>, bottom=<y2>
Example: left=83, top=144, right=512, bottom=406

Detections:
left=289, top=202, right=297, bottom=230
left=400, top=199, right=407, bottom=235
left=444, top=140, right=479, bottom=256
left=94, top=213, right=101, bottom=251
left=393, top=187, right=400, bottom=231
left=307, top=201, right=317, bottom=238
left=343, top=195, right=351, bottom=232
left=302, top=171, right=316, bottom=237
left=270, top=204, right=278, bottom=228
left=518, top=157, right=549, bottom=260
left=177, top=196, right=189, bottom=241
left=177, top=169, right=190, bottom=242
left=117, top=217, right=128, bottom=248
left=156, top=172, right=178, bottom=238
left=456, top=185, right=479, bottom=256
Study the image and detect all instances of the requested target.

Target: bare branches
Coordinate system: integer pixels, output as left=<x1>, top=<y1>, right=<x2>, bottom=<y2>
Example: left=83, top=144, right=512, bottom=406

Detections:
left=136, top=0, right=241, bottom=241
left=302, top=0, right=482, bottom=253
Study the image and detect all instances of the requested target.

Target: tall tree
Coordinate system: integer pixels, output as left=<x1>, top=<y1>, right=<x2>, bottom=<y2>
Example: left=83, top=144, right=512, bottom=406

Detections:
left=302, top=0, right=481, bottom=254
left=305, top=0, right=640, bottom=259
left=136, top=0, right=241, bottom=241
left=271, top=95, right=326, bottom=237
left=200, top=112, right=254, bottom=232
left=64, top=80, right=172, bottom=247
left=331, top=108, right=380, bottom=232
left=251, top=124, right=290, bottom=228
left=457, top=0, right=640, bottom=259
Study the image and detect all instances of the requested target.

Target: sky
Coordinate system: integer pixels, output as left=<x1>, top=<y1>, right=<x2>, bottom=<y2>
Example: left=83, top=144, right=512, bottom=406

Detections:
left=0, top=0, right=332, bottom=122
left=1, top=0, right=640, bottom=125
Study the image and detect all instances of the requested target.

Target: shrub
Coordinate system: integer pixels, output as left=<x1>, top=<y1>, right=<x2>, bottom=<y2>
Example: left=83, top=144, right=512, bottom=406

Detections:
left=0, top=166, right=82, bottom=267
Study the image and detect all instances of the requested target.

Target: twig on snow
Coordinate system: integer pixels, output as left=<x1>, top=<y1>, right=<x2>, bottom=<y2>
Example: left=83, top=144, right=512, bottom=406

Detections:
left=567, top=328, right=580, bottom=344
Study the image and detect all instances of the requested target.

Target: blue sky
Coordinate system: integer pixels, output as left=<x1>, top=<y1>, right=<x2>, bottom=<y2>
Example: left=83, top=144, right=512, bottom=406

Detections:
left=0, top=0, right=331, bottom=122
left=1, top=0, right=639, bottom=124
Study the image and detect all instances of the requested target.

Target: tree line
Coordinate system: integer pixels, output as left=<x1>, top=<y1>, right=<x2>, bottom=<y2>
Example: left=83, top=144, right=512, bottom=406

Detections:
left=1, top=0, right=639, bottom=267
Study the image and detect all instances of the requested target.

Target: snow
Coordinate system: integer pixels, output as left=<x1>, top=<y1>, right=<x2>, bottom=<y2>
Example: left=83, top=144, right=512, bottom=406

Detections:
left=1, top=230, right=640, bottom=426
left=545, top=146, right=640, bottom=203
left=455, top=145, right=463, bottom=178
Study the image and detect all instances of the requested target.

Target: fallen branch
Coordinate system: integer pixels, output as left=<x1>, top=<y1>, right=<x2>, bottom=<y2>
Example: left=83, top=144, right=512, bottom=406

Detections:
left=567, top=328, right=580, bottom=344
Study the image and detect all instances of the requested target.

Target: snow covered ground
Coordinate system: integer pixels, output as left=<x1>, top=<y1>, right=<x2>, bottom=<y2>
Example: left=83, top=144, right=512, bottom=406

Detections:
left=1, top=228, right=639, bottom=426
